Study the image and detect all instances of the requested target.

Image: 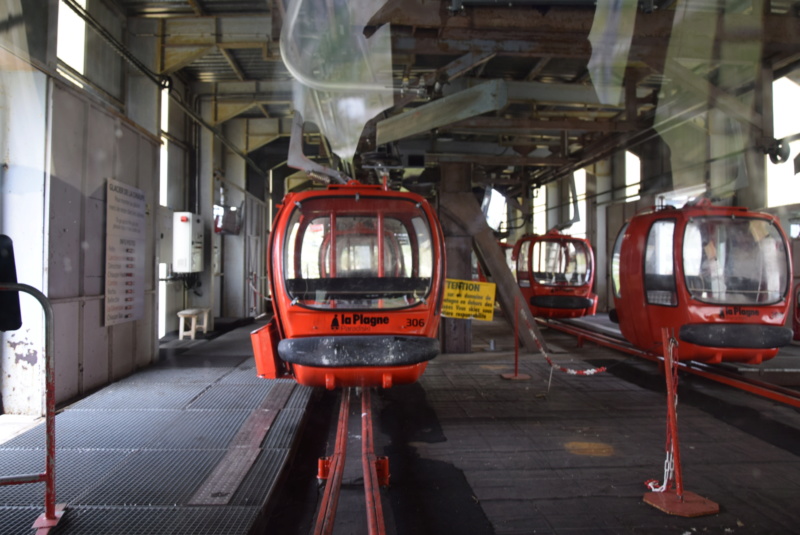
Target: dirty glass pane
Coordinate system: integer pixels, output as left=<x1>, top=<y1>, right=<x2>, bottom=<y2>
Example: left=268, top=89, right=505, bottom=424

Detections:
left=283, top=198, right=433, bottom=309
left=684, top=217, right=788, bottom=305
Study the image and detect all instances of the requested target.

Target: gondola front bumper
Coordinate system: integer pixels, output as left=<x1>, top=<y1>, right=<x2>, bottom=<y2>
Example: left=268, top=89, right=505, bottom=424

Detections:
left=278, top=335, right=440, bottom=367
left=531, top=295, right=594, bottom=309
left=679, top=323, right=793, bottom=349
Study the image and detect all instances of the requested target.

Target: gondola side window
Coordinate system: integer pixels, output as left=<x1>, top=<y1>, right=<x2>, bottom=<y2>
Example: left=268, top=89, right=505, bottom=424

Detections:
left=611, top=224, right=627, bottom=298
left=517, top=241, right=531, bottom=287
left=644, top=220, right=677, bottom=306
left=683, top=217, right=788, bottom=305
left=283, top=198, right=434, bottom=309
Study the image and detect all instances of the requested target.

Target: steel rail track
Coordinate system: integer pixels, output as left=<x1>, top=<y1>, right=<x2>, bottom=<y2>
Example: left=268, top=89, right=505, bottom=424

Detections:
left=314, top=388, right=388, bottom=535
left=543, top=319, right=800, bottom=409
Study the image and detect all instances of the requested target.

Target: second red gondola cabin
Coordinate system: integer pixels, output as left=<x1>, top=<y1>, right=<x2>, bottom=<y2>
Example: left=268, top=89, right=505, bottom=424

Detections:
left=512, top=229, right=598, bottom=319
left=610, top=200, right=793, bottom=363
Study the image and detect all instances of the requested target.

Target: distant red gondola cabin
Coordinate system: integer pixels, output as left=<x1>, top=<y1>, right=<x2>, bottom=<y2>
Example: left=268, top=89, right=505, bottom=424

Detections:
left=251, top=181, right=445, bottom=389
left=611, top=200, right=794, bottom=364
left=512, top=230, right=598, bottom=318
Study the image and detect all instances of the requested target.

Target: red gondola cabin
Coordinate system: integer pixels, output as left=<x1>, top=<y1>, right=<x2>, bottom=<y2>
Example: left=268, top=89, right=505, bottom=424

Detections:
left=611, top=200, right=793, bottom=363
left=512, top=230, right=598, bottom=319
left=251, top=181, right=446, bottom=389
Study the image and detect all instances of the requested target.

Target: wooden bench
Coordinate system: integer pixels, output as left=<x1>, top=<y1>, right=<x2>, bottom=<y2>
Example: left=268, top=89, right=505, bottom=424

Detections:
left=177, top=308, right=211, bottom=340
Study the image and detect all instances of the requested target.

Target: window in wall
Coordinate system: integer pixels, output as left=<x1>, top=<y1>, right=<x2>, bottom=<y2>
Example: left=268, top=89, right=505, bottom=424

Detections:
left=158, top=88, right=169, bottom=339
left=532, top=186, right=547, bottom=235
left=160, top=88, right=169, bottom=207
left=57, top=0, right=86, bottom=83
left=564, top=169, right=587, bottom=238
left=625, top=151, right=641, bottom=202
left=611, top=223, right=627, bottom=298
left=767, top=77, right=800, bottom=208
left=790, top=220, right=800, bottom=239
left=482, top=187, right=507, bottom=231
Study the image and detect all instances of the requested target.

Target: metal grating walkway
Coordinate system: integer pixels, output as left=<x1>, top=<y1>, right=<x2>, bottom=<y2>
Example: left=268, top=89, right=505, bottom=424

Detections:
left=0, top=323, right=312, bottom=535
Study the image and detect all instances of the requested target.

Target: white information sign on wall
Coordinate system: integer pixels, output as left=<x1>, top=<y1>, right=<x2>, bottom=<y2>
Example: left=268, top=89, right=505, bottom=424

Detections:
left=105, top=178, right=146, bottom=326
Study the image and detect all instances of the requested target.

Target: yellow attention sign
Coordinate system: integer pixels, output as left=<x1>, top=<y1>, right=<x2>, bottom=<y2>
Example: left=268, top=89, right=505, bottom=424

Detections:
left=441, top=279, right=496, bottom=321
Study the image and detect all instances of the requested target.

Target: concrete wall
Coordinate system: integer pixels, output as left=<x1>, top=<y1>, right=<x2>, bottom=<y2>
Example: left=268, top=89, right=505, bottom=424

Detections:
left=48, top=81, right=159, bottom=404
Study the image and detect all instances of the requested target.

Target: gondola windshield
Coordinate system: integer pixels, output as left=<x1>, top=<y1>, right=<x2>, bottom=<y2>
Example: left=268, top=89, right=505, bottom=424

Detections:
left=283, top=195, right=434, bottom=309
left=519, top=239, right=592, bottom=287
left=683, top=216, right=788, bottom=305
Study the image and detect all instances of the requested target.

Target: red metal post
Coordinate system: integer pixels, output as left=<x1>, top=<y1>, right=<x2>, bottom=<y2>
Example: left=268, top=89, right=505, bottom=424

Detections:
left=642, top=328, right=719, bottom=517
left=501, top=294, right=531, bottom=380
left=661, top=329, right=683, bottom=499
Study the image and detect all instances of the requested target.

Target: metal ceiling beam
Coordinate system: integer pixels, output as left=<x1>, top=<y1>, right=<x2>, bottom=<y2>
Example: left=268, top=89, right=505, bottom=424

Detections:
left=389, top=13, right=796, bottom=71
left=371, top=1, right=596, bottom=32
left=213, top=101, right=255, bottom=125
left=525, top=56, right=552, bottom=81
left=191, top=80, right=294, bottom=96
left=443, top=117, right=642, bottom=133
left=427, top=50, right=497, bottom=85
left=376, top=79, right=508, bottom=145
left=664, top=59, right=763, bottom=129
left=393, top=34, right=592, bottom=60
left=426, top=152, right=571, bottom=167
left=444, top=78, right=619, bottom=107
left=220, top=117, right=295, bottom=153
left=376, top=3, right=795, bottom=51
left=187, top=0, right=205, bottom=16
left=160, top=15, right=271, bottom=72
left=162, top=16, right=271, bottom=46
left=162, top=45, right=214, bottom=73
left=219, top=49, right=246, bottom=81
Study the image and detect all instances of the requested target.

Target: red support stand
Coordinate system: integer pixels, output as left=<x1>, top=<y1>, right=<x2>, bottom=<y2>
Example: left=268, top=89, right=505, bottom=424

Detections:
left=643, top=329, right=719, bottom=517
left=0, top=283, right=66, bottom=533
left=501, top=295, right=531, bottom=381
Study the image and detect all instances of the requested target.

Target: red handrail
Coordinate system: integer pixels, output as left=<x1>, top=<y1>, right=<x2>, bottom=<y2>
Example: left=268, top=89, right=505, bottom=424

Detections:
left=0, top=283, right=64, bottom=532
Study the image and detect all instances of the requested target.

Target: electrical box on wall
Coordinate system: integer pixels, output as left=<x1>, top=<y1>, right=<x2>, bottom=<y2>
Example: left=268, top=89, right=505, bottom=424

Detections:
left=173, top=212, right=204, bottom=273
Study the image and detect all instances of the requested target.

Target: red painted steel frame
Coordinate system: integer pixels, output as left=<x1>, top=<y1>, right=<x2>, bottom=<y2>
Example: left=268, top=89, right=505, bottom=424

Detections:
left=0, top=283, right=65, bottom=533
left=314, top=388, right=351, bottom=535
left=362, top=388, right=387, bottom=535
left=292, top=363, right=428, bottom=390
left=314, top=388, right=388, bottom=535
left=501, top=295, right=532, bottom=381
left=544, top=319, right=800, bottom=408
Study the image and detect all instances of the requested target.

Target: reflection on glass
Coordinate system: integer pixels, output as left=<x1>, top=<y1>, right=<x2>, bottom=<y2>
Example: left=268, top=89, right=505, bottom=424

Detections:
left=684, top=217, right=788, bottom=305
left=281, top=0, right=393, bottom=165
left=284, top=196, right=433, bottom=309
left=611, top=224, right=627, bottom=298
left=529, top=240, right=591, bottom=286
left=644, top=220, right=677, bottom=306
